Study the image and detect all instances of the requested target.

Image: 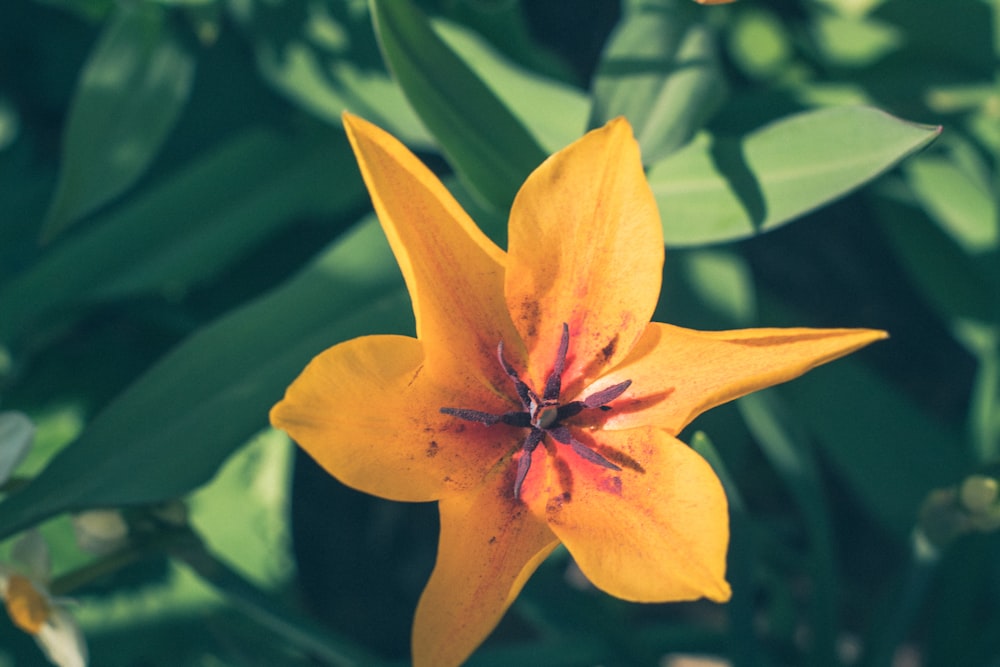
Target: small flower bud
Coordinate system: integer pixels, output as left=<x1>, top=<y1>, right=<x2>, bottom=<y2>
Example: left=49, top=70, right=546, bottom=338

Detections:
left=918, top=488, right=967, bottom=548
left=73, top=510, right=129, bottom=556
left=959, top=475, right=999, bottom=514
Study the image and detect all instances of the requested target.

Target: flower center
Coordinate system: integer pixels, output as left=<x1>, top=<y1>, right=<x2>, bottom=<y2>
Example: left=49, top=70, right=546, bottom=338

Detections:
left=441, top=323, right=632, bottom=499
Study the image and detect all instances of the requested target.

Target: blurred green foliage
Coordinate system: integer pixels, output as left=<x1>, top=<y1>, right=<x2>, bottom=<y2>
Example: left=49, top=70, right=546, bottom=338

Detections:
left=0, top=0, right=998, bottom=665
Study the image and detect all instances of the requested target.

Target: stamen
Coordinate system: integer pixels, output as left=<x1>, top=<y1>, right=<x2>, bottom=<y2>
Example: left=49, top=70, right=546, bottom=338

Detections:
left=583, top=380, right=632, bottom=408
left=543, top=323, right=570, bottom=401
left=497, top=341, right=537, bottom=409
left=440, top=407, right=532, bottom=428
left=513, top=428, right=545, bottom=499
left=548, top=426, right=621, bottom=471
left=439, top=407, right=502, bottom=425
left=440, top=326, right=633, bottom=500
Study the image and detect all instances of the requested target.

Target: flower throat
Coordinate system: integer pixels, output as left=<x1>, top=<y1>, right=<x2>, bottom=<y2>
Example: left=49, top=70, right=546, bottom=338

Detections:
left=441, top=324, right=632, bottom=499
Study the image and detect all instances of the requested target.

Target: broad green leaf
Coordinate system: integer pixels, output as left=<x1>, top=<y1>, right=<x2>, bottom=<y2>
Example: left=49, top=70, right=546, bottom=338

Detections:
left=0, top=126, right=364, bottom=348
left=371, top=0, right=547, bottom=211
left=905, top=154, right=998, bottom=255
left=41, top=3, right=196, bottom=240
left=591, top=0, right=726, bottom=162
left=0, top=218, right=412, bottom=540
left=648, top=106, right=941, bottom=247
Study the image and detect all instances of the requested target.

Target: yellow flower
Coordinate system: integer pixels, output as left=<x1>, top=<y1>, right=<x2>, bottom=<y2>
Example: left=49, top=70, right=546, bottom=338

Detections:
left=1, top=532, right=87, bottom=667
left=271, top=113, right=886, bottom=667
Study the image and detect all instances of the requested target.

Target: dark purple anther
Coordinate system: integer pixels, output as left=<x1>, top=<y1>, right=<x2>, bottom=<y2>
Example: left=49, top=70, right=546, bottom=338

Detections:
left=441, top=324, right=629, bottom=499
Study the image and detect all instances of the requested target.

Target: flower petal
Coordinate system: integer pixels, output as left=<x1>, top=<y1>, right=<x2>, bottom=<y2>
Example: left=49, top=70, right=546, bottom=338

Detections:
left=413, top=474, right=559, bottom=667
left=271, top=335, right=517, bottom=502
left=11, top=531, right=51, bottom=583
left=589, top=323, right=889, bottom=434
left=5, top=574, right=49, bottom=635
left=0, top=411, right=34, bottom=486
left=342, top=113, right=518, bottom=392
left=505, top=117, right=664, bottom=395
left=523, top=427, right=730, bottom=602
left=36, top=606, right=87, bottom=667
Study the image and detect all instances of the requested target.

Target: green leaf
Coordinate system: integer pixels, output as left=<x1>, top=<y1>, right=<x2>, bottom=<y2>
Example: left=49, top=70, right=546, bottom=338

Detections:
left=690, top=430, right=744, bottom=511
left=738, top=391, right=839, bottom=667
left=0, top=126, right=364, bottom=348
left=255, top=47, right=432, bottom=149
left=0, top=217, right=412, bottom=540
left=783, top=357, right=970, bottom=537
left=905, top=154, right=998, bottom=255
left=647, top=106, right=941, bottom=247
left=433, top=19, right=590, bottom=154
left=41, top=3, right=196, bottom=240
left=189, top=429, right=294, bottom=589
left=370, top=0, right=547, bottom=211
left=230, top=0, right=433, bottom=149
left=727, top=8, right=794, bottom=79
left=959, top=323, right=1000, bottom=462
left=655, top=246, right=759, bottom=335
left=876, top=197, right=998, bottom=324
left=810, top=13, right=902, bottom=68
left=590, top=0, right=726, bottom=162
left=689, top=430, right=763, bottom=667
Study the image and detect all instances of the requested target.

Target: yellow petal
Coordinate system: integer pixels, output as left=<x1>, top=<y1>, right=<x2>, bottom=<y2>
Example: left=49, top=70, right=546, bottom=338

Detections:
left=505, top=117, right=664, bottom=395
left=271, top=335, right=516, bottom=502
left=5, top=574, right=49, bottom=635
left=588, top=323, right=888, bottom=434
left=522, top=428, right=730, bottom=602
left=342, top=113, right=518, bottom=393
left=413, top=475, right=559, bottom=667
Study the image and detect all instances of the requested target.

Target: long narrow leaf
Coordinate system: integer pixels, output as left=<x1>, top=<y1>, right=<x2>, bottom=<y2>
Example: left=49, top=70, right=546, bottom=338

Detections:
left=370, top=0, right=546, bottom=211
left=0, top=218, right=410, bottom=540
left=738, top=391, right=839, bottom=667
left=41, top=3, right=196, bottom=240
left=784, top=358, right=970, bottom=536
left=0, top=126, right=364, bottom=347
